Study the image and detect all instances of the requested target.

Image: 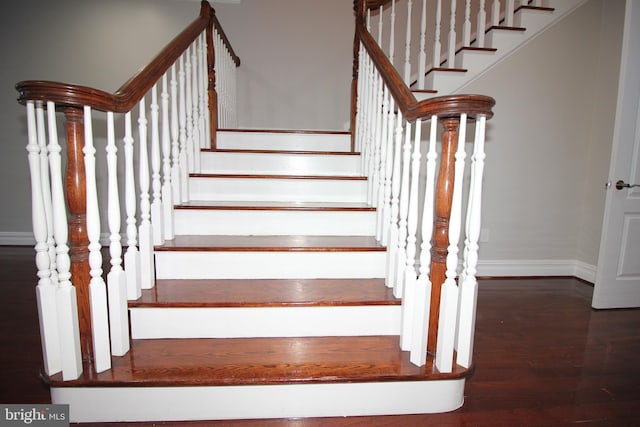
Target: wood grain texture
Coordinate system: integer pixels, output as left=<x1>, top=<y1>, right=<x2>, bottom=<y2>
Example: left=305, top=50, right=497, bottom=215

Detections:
left=4, top=247, right=640, bottom=425
left=155, top=235, right=386, bottom=252
left=132, top=278, right=398, bottom=307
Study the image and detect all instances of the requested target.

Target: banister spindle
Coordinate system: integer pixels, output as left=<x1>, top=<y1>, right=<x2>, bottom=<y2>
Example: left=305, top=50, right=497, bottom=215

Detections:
left=428, top=117, right=460, bottom=354
left=477, top=0, right=487, bottom=48
left=185, top=48, right=194, bottom=174
left=417, top=0, right=427, bottom=90
left=48, top=102, right=82, bottom=380
left=199, top=33, right=209, bottom=151
left=447, top=0, right=457, bottom=68
left=491, top=0, right=500, bottom=28
left=123, top=112, right=141, bottom=301
left=433, top=0, right=442, bottom=68
left=150, top=84, right=164, bottom=246
left=463, top=0, right=472, bottom=47
left=178, top=54, right=189, bottom=202
left=28, top=101, right=61, bottom=377
left=206, top=14, right=218, bottom=148
left=435, top=113, right=467, bottom=374
left=389, top=0, right=396, bottom=65
left=375, top=85, right=390, bottom=242
left=400, top=118, right=423, bottom=351
left=381, top=95, right=396, bottom=247
left=105, top=111, right=130, bottom=357
left=161, top=73, right=175, bottom=240
left=506, top=0, right=515, bottom=27
left=394, top=120, right=413, bottom=298
left=170, top=64, right=181, bottom=204
left=370, top=71, right=384, bottom=207
left=410, top=115, right=437, bottom=366
left=138, top=97, right=155, bottom=290
left=191, top=42, right=201, bottom=173
left=386, top=110, right=404, bottom=290
left=82, top=106, right=111, bottom=373
left=456, top=115, right=487, bottom=369
left=403, top=0, right=413, bottom=84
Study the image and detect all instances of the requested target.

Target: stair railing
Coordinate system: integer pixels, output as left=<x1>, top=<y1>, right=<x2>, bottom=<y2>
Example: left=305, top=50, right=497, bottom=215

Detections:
left=16, top=0, right=239, bottom=380
left=362, top=0, right=539, bottom=91
left=352, top=0, right=495, bottom=370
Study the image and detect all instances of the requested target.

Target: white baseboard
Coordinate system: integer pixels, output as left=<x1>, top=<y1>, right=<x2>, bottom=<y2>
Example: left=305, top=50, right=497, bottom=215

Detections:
left=477, top=259, right=596, bottom=283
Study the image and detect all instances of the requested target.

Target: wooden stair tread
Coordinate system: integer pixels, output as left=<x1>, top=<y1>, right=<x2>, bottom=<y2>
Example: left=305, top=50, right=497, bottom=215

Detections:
left=45, top=336, right=468, bottom=387
left=516, top=5, right=554, bottom=13
left=132, top=278, right=399, bottom=307
left=175, top=201, right=375, bottom=211
left=190, top=173, right=366, bottom=180
left=156, top=235, right=386, bottom=251
left=202, top=148, right=360, bottom=156
left=486, top=25, right=526, bottom=33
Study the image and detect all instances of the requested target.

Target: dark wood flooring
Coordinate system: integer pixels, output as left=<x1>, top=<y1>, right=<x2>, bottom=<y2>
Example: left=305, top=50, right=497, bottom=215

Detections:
left=2, top=246, right=640, bottom=426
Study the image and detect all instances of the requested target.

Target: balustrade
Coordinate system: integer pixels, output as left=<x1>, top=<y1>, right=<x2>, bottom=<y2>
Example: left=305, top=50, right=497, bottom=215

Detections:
left=17, top=0, right=238, bottom=378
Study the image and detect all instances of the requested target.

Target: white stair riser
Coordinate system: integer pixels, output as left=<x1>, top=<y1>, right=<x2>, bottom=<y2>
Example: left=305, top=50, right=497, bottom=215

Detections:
left=53, top=380, right=465, bottom=422
left=484, top=30, right=526, bottom=54
left=425, top=72, right=469, bottom=96
left=201, top=152, right=361, bottom=176
left=155, top=251, right=386, bottom=279
left=454, top=50, right=495, bottom=72
left=130, top=306, right=400, bottom=339
left=514, top=9, right=554, bottom=30
left=217, top=131, right=351, bottom=152
left=174, top=209, right=376, bottom=236
left=189, top=177, right=367, bottom=203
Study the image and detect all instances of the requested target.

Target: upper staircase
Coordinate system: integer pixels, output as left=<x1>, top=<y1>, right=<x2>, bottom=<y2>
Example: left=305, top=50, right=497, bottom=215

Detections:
left=15, top=0, right=584, bottom=423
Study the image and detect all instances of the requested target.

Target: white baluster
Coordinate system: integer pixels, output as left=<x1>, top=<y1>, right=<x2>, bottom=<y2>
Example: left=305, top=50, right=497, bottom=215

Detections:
left=47, top=102, right=82, bottom=380
left=83, top=106, right=111, bottom=373
left=191, top=43, right=201, bottom=173
left=381, top=96, right=396, bottom=247
left=447, top=0, right=457, bottom=68
left=477, top=0, right=487, bottom=48
left=409, top=115, right=437, bottom=366
left=370, top=71, right=384, bottom=207
left=170, top=64, right=181, bottom=204
left=199, top=33, right=208, bottom=149
left=386, top=110, right=403, bottom=289
left=178, top=54, right=189, bottom=202
left=150, top=84, right=164, bottom=246
left=138, top=97, right=155, bottom=290
left=403, top=0, right=413, bottom=84
left=456, top=115, right=487, bottom=368
left=375, top=85, right=390, bottom=242
left=389, top=0, right=396, bottom=64
left=417, top=0, right=427, bottom=90
left=491, top=0, right=501, bottom=27
left=463, top=0, right=471, bottom=47
left=400, top=118, right=422, bottom=350
left=433, top=0, right=442, bottom=68
left=28, top=102, right=61, bottom=376
left=201, top=33, right=211, bottom=149
left=377, top=5, right=383, bottom=45
left=161, top=73, right=175, bottom=241
left=506, top=0, right=515, bottom=26
left=105, top=111, right=130, bottom=357
left=394, top=120, right=412, bottom=298
left=123, top=112, right=141, bottom=301
left=185, top=48, right=194, bottom=175
left=435, top=114, right=467, bottom=373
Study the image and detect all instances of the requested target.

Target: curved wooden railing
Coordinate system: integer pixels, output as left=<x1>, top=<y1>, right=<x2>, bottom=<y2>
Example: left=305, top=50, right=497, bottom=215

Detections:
left=16, top=0, right=239, bottom=380
left=351, top=0, right=495, bottom=370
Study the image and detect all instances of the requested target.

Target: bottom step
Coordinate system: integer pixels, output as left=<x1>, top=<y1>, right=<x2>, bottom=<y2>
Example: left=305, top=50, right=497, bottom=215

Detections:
left=47, top=336, right=470, bottom=422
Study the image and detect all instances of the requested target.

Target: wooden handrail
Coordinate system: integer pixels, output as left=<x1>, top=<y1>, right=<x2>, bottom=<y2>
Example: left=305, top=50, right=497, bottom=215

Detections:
left=356, top=21, right=495, bottom=122
left=16, top=1, right=239, bottom=113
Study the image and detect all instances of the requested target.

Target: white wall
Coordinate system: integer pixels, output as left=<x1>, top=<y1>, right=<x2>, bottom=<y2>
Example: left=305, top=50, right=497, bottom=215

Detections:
left=212, top=0, right=353, bottom=130
left=463, top=0, right=624, bottom=277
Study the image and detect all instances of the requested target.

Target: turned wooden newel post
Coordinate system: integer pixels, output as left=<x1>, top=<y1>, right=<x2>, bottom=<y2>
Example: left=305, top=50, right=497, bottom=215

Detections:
left=63, top=106, right=93, bottom=366
left=206, top=3, right=218, bottom=149
left=350, top=0, right=365, bottom=152
left=428, top=117, right=459, bottom=355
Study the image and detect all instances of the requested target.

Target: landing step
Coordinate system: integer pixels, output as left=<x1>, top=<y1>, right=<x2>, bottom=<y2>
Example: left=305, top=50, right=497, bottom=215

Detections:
left=132, top=278, right=397, bottom=307
left=49, top=337, right=469, bottom=422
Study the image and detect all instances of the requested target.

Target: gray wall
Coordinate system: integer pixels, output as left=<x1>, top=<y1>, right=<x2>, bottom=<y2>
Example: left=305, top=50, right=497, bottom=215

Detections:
left=0, top=0, right=625, bottom=277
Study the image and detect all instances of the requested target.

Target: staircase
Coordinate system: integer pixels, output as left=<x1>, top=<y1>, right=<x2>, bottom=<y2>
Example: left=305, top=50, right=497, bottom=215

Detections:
left=15, top=0, right=587, bottom=423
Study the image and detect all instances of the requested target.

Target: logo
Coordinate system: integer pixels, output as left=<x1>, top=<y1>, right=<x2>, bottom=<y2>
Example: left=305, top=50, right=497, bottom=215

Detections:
left=1, top=405, right=69, bottom=426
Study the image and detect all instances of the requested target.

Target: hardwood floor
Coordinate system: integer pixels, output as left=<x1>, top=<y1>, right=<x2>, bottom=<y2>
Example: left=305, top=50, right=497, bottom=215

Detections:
left=2, top=246, right=640, bottom=426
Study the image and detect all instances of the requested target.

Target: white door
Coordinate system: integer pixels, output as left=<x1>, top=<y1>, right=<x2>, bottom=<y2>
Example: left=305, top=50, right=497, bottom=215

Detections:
left=593, top=0, right=640, bottom=309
